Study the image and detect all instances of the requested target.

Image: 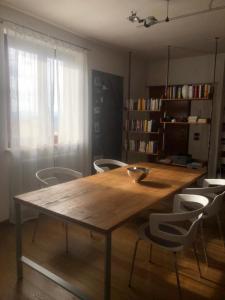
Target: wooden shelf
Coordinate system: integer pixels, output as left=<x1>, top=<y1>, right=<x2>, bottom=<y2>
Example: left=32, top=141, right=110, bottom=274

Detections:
left=147, top=83, right=213, bottom=88
left=124, top=130, right=159, bottom=134
left=160, top=122, right=210, bottom=125
left=143, top=84, right=213, bottom=168
left=161, top=121, right=189, bottom=125
left=127, top=151, right=159, bottom=156
left=161, top=98, right=212, bottom=101
left=124, top=109, right=161, bottom=112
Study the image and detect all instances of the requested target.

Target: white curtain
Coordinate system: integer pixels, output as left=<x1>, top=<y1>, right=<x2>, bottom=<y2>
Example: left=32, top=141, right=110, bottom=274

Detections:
left=54, top=46, right=89, bottom=172
left=0, top=25, right=11, bottom=221
left=2, top=23, right=89, bottom=221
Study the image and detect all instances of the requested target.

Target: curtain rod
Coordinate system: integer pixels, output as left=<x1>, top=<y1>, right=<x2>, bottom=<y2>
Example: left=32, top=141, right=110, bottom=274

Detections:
left=0, top=17, right=91, bottom=51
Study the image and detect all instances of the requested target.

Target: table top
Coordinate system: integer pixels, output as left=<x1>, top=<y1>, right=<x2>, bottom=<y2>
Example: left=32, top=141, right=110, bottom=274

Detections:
left=14, top=163, right=206, bottom=233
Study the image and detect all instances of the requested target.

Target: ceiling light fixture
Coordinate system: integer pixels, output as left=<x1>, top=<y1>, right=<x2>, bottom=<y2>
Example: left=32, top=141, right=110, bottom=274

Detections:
left=128, top=0, right=225, bottom=29
left=143, top=16, right=158, bottom=28
left=127, top=10, right=158, bottom=28
left=128, top=11, right=141, bottom=23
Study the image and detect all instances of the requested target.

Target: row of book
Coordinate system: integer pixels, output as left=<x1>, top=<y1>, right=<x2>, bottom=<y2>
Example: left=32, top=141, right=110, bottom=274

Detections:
left=129, top=139, right=158, bottom=154
left=125, top=119, right=158, bottom=133
left=128, top=98, right=162, bottom=111
left=187, top=116, right=209, bottom=124
left=165, top=84, right=212, bottom=99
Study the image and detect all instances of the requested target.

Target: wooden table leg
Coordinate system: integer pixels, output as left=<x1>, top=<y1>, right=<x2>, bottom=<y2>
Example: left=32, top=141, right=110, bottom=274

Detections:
left=104, top=232, right=111, bottom=300
left=15, top=200, right=23, bottom=280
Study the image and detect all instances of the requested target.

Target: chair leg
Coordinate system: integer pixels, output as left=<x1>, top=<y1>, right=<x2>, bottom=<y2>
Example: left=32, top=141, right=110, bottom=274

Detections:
left=200, top=221, right=208, bottom=266
left=128, top=239, right=140, bottom=288
left=193, top=243, right=202, bottom=278
left=65, top=223, right=69, bottom=255
left=32, top=213, right=40, bottom=243
left=173, top=252, right=182, bottom=300
left=216, top=215, right=225, bottom=248
left=149, top=243, right=153, bottom=263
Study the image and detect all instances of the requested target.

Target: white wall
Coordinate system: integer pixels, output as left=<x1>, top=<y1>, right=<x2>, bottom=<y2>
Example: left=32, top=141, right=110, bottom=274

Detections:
left=130, top=54, right=148, bottom=98
left=147, top=54, right=225, bottom=176
left=0, top=5, right=148, bottom=221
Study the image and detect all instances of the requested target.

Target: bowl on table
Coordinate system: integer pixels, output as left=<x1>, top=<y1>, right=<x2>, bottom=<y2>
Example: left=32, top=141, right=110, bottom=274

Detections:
left=127, top=167, right=150, bottom=183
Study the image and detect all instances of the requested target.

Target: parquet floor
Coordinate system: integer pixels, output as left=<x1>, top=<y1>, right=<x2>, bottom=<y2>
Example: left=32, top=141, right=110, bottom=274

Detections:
left=1, top=212, right=225, bottom=300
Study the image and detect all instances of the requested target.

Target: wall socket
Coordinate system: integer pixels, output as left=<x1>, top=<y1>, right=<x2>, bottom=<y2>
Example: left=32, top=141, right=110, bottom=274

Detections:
left=194, top=132, right=200, bottom=141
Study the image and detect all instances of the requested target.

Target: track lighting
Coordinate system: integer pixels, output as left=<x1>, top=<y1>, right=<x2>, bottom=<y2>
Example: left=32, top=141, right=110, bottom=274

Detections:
left=128, top=11, right=141, bottom=23
left=127, top=11, right=158, bottom=28
left=127, top=0, right=225, bottom=29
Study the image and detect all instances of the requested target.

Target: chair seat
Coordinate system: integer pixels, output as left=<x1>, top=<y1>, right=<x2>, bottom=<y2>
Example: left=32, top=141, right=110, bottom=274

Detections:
left=101, top=166, right=110, bottom=171
left=139, top=222, right=186, bottom=251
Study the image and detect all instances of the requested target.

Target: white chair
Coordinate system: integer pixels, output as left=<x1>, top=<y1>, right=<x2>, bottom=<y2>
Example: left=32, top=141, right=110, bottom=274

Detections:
left=203, top=178, right=225, bottom=187
left=93, top=158, right=128, bottom=173
left=33, top=167, right=83, bottom=253
left=182, top=185, right=225, bottom=200
left=181, top=186, right=225, bottom=264
left=36, top=167, right=82, bottom=187
left=129, top=194, right=209, bottom=300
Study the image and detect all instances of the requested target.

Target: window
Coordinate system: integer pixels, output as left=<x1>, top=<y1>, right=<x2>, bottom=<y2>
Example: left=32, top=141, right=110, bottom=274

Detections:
left=1, top=24, right=89, bottom=222
left=6, top=28, right=88, bottom=151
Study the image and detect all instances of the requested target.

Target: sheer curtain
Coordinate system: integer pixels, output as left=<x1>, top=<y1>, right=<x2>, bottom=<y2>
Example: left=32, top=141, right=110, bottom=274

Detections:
left=0, top=25, right=10, bottom=221
left=54, top=46, right=89, bottom=172
left=3, top=23, right=89, bottom=221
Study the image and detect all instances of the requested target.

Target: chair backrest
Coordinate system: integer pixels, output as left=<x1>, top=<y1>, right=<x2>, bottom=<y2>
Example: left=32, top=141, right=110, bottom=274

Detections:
left=36, top=167, right=82, bottom=187
left=203, top=178, right=225, bottom=187
left=204, top=191, right=225, bottom=218
left=173, top=193, right=209, bottom=213
left=150, top=194, right=209, bottom=249
left=93, top=159, right=128, bottom=173
left=182, top=185, right=225, bottom=198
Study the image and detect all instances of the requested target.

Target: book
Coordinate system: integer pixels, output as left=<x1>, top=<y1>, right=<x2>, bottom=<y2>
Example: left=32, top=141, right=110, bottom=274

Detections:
left=204, top=85, right=208, bottom=98
left=198, top=118, right=208, bottom=124
left=199, top=85, right=202, bottom=98
left=188, top=116, right=198, bottom=123
left=148, top=120, right=152, bottom=132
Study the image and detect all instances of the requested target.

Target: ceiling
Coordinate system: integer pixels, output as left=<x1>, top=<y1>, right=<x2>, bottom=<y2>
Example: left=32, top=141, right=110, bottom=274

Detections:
left=1, top=0, right=225, bottom=58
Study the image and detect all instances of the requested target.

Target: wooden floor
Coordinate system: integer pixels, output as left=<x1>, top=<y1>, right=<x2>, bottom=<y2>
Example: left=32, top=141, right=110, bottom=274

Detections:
left=1, top=212, right=225, bottom=300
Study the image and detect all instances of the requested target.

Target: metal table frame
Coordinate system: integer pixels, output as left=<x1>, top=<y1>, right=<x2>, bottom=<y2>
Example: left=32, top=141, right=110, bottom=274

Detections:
left=15, top=201, right=112, bottom=300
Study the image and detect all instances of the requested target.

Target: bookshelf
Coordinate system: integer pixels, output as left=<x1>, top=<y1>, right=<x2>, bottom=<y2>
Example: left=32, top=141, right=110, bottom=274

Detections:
left=124, top=45, right=219, bottom=170
left=163, top=83, right=213, bottom=100
left=162, top=98, right=212, bottom=101
left=123, top=83, right=213, bottom=166
left=149, top=83, right=213, bottom=167
left=160, top=121, right=211, bottom=125
left=124, top=48, right=216, bottom=168
left=124, top=97, right=162, bottom=163
left=124, top=130, right=159, bottom=135
left=128, top=151, right=159, bottom=156
left=125, top=109, right=161, bottom=112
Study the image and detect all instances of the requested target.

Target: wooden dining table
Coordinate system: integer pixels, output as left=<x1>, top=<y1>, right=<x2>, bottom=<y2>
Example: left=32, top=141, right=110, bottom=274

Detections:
left=14, top=162, right=206, bottom=300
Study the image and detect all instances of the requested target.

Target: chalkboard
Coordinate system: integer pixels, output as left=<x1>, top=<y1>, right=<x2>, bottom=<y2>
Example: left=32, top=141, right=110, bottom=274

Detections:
left=92, top=70, right=123, bottom=170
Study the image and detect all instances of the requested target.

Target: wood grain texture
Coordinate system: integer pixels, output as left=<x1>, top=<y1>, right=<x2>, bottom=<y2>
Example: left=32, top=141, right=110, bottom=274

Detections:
left=1, top=216, right=225, bottom=300
left=14, top=163, right=206, bottom=233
